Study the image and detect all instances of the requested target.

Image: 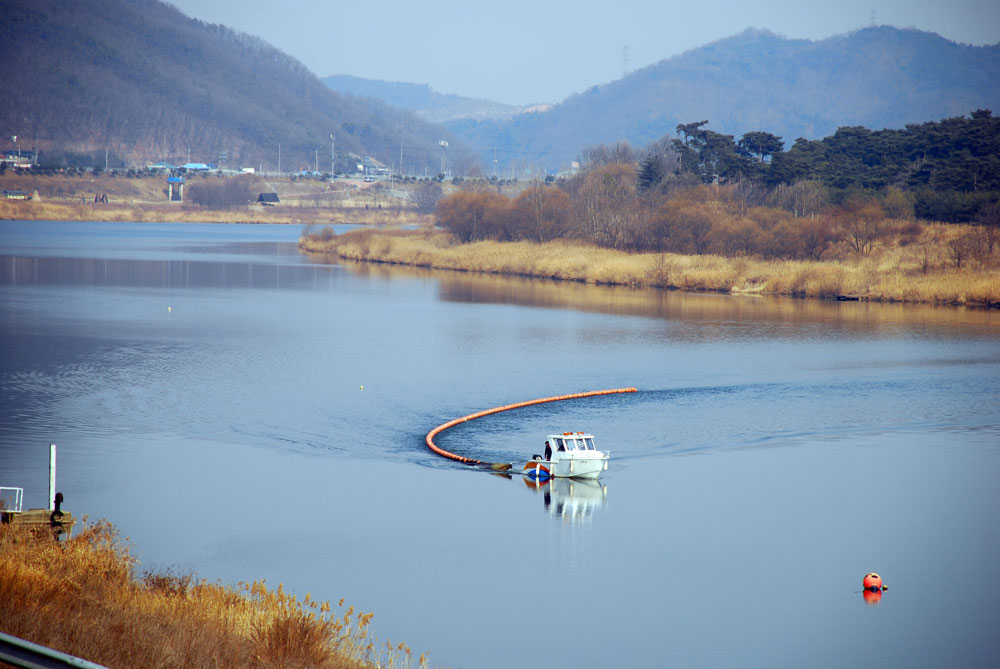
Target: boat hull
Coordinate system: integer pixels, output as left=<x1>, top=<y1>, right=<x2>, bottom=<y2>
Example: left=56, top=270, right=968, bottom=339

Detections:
left=523, top=455, right=607, bottom=479
left=523, top=461, right=552, bottom=479
left=550, top=457, right=606, bottom=479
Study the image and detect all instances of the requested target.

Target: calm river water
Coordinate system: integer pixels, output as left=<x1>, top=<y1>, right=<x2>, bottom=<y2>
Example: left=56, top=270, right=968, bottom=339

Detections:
left=2, top=220, right=999, bottom=667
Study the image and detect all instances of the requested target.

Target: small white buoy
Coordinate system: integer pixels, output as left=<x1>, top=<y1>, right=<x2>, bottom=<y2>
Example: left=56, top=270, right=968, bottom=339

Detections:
left=167, top=306, right=172, bottom=312
left=360, top=385, right=364, bottom=390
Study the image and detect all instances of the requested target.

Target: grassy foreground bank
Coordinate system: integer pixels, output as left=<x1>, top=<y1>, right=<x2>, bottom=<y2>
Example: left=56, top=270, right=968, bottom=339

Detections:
left=0, top=520, right=422, bottom=668
left=301, top=228, right=1000, bottom=308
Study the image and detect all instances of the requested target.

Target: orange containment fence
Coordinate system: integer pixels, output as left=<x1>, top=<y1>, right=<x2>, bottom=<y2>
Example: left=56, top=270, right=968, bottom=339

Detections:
left=424, top=388, right=637, bottom=467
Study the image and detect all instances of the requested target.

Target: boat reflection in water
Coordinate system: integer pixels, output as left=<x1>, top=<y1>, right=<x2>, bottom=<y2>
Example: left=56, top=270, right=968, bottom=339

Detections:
left=523, top=476, right=608, bottom=524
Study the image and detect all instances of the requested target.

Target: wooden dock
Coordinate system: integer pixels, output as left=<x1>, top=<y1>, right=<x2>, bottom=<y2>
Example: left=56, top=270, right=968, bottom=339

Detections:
left=1, top=509, right=75, bottom=537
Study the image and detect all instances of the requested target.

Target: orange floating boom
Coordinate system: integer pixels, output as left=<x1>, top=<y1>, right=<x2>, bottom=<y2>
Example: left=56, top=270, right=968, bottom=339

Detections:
left=425, top=388, right=638, bottom=466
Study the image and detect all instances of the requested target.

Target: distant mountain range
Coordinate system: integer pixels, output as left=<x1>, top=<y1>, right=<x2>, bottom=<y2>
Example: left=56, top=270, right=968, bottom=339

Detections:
left=2, top=3, right=997, bottom=177
left=0, top=0, right=464, bottom=171
left=321, top=75, right=553, bottom=123
left=435, top=27, right=1000, bottom=171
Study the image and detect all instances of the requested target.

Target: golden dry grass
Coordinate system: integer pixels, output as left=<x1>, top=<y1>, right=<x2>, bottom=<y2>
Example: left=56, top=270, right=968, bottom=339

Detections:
left=301, top=227, right=1000, bottom=308
left=0, top=199, right=431, bottom=226
left=0, top=520, right=424, bottom=669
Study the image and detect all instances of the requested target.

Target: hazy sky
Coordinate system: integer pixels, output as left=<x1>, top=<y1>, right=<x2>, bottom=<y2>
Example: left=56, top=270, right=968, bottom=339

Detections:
left=168, top=0, right=999, bottom=105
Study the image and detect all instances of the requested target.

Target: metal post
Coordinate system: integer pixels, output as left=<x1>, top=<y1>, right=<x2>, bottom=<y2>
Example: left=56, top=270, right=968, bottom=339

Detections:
left=48, top=443, right=56, bottom=511
left=438, top=141, right=448, bottom=176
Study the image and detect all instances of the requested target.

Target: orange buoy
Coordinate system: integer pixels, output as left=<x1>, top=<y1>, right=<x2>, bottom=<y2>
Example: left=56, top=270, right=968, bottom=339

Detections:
left=863, top=572, right=886, bottom=591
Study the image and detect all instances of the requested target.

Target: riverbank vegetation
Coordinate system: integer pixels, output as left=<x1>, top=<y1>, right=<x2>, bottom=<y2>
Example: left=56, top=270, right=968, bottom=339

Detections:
left=301, top=112, right=999, bottom=307
left=0, top=520, right=422, bottom=668
left=301, top=225, right=998, bottom=307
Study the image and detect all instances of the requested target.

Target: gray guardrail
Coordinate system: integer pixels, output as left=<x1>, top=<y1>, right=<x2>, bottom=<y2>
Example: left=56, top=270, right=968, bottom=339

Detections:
left=0, top=631, right=107, bottom=669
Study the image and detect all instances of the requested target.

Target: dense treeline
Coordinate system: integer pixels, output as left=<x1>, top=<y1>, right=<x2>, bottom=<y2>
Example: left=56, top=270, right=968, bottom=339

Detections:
left=435, top=112, right=1000, bottom=265
left=643, top=111, right=1000, bottom=222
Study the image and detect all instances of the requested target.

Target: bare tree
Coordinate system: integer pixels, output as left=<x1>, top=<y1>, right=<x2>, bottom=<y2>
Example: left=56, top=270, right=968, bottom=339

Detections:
left=580, top=142, right=637, bottom=170
left=839, top=200, right=885, bottom=256
left=769, top=180, right=828, bottom=218
left=186, top=175, right=255, bottom=208
left=513, top=182, right=571, bottom=242
left=882, top=186, right=915, bottom=220
left=574, top=163, right=640, bottom=249
left=948, top=231, right=980, bottom=268
left=413, top=182, right=443, bottom=214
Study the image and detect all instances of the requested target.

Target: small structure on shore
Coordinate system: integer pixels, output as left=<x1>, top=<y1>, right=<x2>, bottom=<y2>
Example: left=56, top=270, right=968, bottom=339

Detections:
left=147, top=161, right=177, bottom=172
left=167, top=175, right=185, bottom=201
left=257, top=192, right=280, bottom=206
left=2, top=189, right=32, bottom=200
left=0, top=444, right=75, bottom=539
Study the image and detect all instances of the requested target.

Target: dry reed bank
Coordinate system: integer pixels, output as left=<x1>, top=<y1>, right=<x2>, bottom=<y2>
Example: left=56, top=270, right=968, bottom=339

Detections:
left=300, top=227, right=1000, bottom=308
left=0, top=198, right=430, bottom=225
left=0, top=520, right=423, bottom=669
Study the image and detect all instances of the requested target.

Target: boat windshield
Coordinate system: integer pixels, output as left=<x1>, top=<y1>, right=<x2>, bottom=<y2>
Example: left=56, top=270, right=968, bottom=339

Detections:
left=552, top=435, right=597, bottom=451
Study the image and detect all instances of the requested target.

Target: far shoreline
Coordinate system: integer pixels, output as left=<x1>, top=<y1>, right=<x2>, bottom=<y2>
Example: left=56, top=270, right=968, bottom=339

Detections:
left=0, top=199, right=430, bottom=226
left=300, top=228, right=1000, bottom=310
left=0, top=170, right=434, bottom=226
left=3, top=197, right=997, bottom=310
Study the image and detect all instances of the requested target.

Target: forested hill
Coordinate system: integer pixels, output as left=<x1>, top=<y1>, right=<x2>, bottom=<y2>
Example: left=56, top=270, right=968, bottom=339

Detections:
left=445, top=27, right=1000, bottom=171
left=0, top=0, right=461, bottom=170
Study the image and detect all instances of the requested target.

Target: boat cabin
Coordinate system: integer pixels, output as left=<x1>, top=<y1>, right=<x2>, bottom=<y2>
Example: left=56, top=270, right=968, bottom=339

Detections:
left=549, top=432, right=598, bottom=453
left=527, top=431, right=608, bottom=479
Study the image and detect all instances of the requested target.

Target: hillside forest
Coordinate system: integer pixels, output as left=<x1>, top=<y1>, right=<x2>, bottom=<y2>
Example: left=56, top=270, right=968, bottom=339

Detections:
left=433, top=111, right=1000, bottom=266
left=0, top=0, right=461, bottom=175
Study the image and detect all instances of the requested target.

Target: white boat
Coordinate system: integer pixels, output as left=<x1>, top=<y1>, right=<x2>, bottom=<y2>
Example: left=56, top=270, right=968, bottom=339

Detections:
left=522, top=432, right=609, bottom=479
